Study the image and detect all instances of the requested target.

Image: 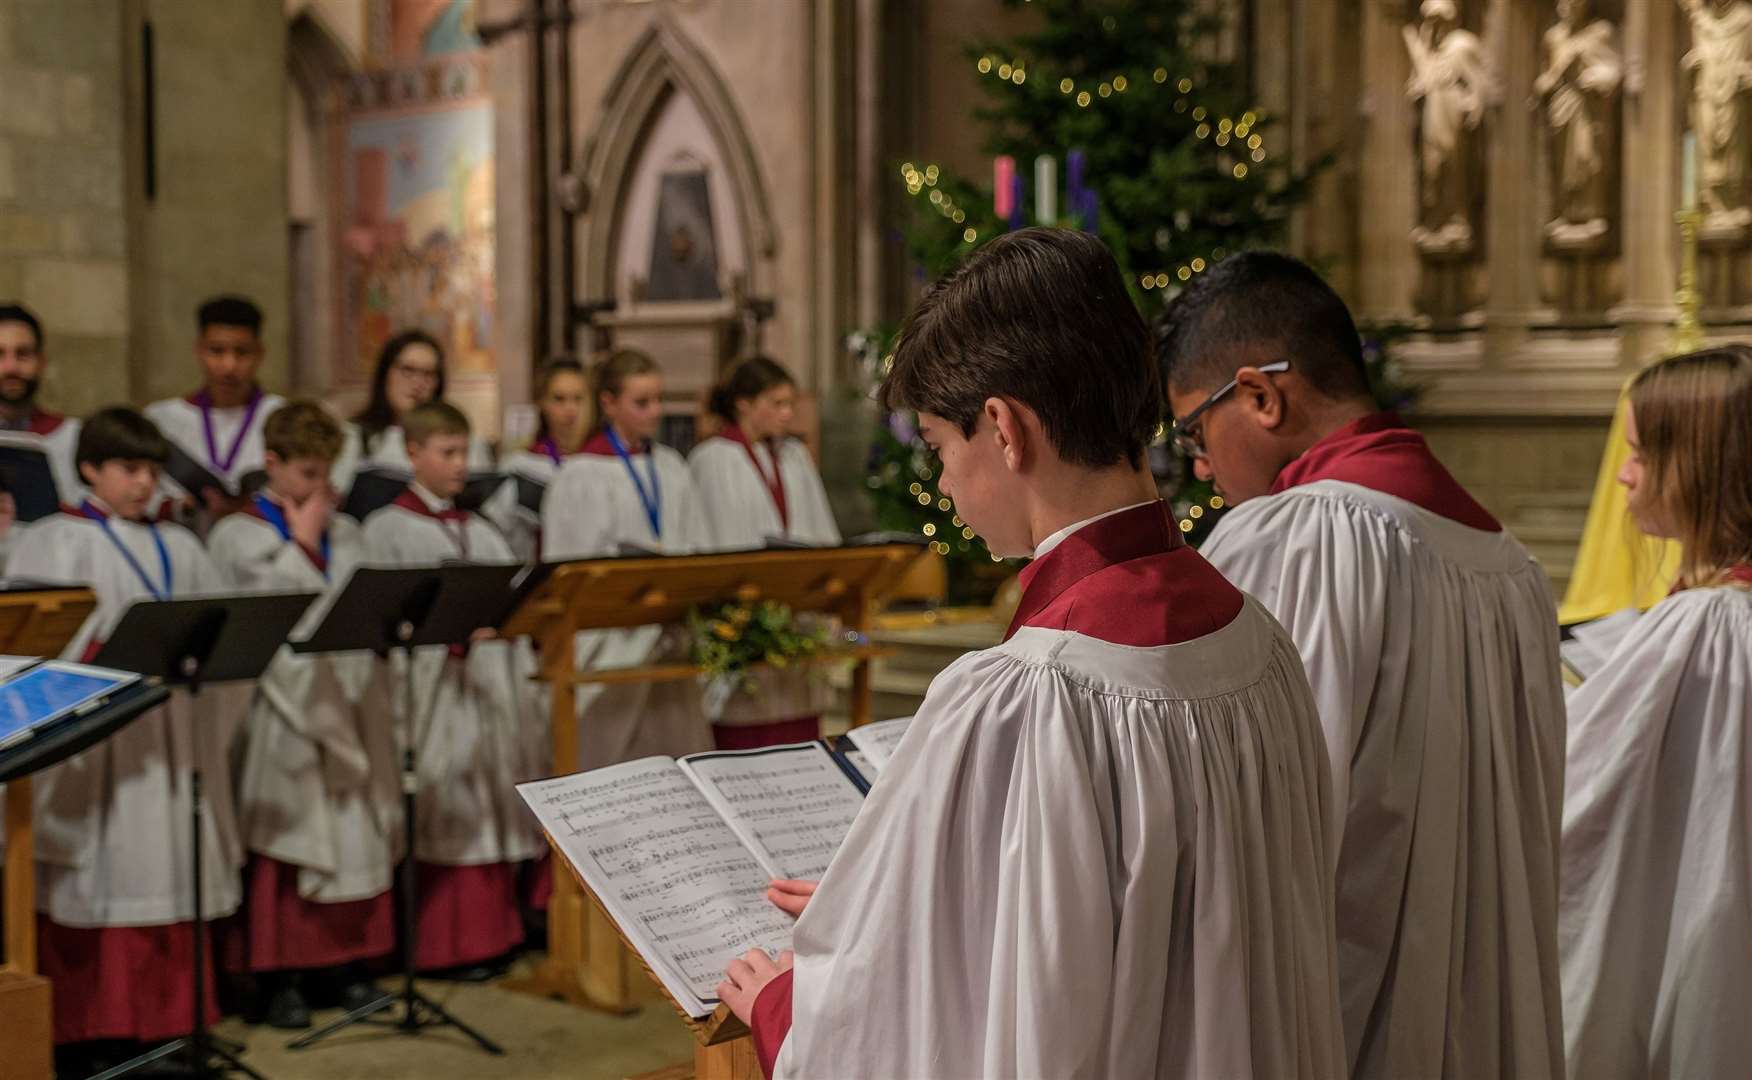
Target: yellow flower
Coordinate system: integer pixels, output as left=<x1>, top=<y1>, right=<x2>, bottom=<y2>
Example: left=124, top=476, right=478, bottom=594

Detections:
left=713, top=622, right=739, bottom=641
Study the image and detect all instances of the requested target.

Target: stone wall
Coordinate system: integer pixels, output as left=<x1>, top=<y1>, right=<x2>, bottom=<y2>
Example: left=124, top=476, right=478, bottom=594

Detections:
left=0, top=0, right=133, bottom=413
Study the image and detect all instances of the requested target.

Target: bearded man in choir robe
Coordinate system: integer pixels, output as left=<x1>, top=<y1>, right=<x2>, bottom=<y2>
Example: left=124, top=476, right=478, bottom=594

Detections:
left=716, top=227, right=1345, bottom=1080
left=1157, top=251, right=1566, bottom=1080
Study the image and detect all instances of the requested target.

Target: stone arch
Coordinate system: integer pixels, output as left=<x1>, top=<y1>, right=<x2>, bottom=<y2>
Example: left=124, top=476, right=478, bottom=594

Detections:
left=576, top=20, right=777, bottom=305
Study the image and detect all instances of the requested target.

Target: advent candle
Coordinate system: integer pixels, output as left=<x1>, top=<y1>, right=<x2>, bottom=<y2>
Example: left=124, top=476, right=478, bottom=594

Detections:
left=1067, top=148, right=1086, bottom=195
left=1009, top=172, right=1026, bottom=231
left=1682, top=131, right=1698, bottom=212
left=1035, top=154, right=1058, bottom=224
left=994, top=156, right=1016, bottom=219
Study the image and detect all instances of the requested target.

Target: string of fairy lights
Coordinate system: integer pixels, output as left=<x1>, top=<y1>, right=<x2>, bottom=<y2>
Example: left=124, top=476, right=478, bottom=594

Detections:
left=914, top=54, right=1273, bottom=291
left=888, top=53, right=1256, bottom=551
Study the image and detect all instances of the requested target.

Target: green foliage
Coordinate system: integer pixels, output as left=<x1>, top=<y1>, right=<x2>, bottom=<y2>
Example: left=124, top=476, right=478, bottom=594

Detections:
left=688, top=600, right=831, bottom=692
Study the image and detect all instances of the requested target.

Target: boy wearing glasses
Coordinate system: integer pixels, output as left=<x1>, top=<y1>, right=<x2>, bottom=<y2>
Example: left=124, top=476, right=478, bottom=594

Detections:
left=716, top=230, right=1344, bottom=1080
left=1158, top=252, right=1565, bottom=1080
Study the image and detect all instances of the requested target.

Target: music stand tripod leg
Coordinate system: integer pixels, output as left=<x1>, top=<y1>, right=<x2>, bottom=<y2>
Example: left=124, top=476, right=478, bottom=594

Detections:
left=286, top=640, right=500, bottom=1056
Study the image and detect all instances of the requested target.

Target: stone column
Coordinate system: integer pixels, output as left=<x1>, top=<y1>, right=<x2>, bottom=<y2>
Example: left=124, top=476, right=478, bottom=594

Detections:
left=1608, top=0, right=1679, bottom=367
left=1356, top=0, right=1419, bottom=321
left=1481, top=0, right=1543, bottom=364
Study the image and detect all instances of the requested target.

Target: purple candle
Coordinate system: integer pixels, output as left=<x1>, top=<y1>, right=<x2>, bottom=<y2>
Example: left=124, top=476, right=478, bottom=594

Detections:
left=1009, top=172, right=1026, bottom=230
left=1067, top=149, right=1086, bottom=195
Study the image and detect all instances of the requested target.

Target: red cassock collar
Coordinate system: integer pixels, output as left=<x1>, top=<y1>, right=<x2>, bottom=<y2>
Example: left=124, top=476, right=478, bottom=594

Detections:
left=27, top=408, right=66, bottom=435
left=1271, top=411, right=1501, bottom=532
left=391, top=488, right=470, bottom=524
left=580, top=430, right=652, bottom=456
left=1005, top=501, right=1244, bottom=647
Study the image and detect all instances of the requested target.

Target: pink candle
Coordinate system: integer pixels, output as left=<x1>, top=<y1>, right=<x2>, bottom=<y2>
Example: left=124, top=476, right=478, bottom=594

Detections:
left=994, top=156, right=1016, bottom=219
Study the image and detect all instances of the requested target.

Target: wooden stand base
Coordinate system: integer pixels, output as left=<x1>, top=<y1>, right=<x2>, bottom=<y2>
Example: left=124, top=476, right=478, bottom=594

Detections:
left=0, top=968, right=53, bottom=1080
left=628, top=1036, right=762, bottom=1080
left=503, top=885, right=642, bottom=1014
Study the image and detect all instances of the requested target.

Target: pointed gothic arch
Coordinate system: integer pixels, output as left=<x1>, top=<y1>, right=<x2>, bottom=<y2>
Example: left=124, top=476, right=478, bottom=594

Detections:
left=576, top=20, right=777, bottom=305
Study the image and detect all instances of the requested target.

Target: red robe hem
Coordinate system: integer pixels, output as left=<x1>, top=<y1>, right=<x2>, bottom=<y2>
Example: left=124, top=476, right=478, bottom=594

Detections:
left=37, top=917, right=219, bottom=1045
left=413, top=861, right=524, bottom=970
left=221, top=855, right=395, bottom=973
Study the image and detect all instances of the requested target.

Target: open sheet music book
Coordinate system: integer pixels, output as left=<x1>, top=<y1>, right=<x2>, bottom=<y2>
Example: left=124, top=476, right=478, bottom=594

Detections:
left=834, top=716, right=909, bottom=788
left=519, top=735, right=901, bottom=1018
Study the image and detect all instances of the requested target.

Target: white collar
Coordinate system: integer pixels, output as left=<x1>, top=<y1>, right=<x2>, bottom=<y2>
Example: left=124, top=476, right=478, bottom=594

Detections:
left=1032, top=500, right=1157, bottom=560
left=409, top=481, right=453, bottom=513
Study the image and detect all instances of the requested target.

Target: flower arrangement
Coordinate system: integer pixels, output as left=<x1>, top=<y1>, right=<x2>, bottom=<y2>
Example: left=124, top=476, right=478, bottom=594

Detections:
left=688, top=599, right=831, bottom=694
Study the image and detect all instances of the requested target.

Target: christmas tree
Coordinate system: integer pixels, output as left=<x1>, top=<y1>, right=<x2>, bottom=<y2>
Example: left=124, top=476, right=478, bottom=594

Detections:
left=864, top=0, right=1323, bottom=579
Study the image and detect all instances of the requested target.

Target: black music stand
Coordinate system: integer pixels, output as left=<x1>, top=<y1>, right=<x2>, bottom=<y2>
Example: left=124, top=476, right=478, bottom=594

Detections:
left=284, top=563, right=529, bottom=1056
left=89, top=592, right=320, bottom=1080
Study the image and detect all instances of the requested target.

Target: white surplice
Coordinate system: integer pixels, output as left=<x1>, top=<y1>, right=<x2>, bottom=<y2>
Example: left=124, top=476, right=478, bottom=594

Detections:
left=482, top=446, right=562, bottom=564
left=688, top=432, right=843, bottom=729
left=1560, top=583, right=1752, bottom=1079
left=1202, top=478, right=1566, bottom=1080
left=542, top=439, right=713, bottom=768
left=8, top=508, right=248, bottom=926
left=331, top=422, right=495, bottom=497
left=207, top=508, right=401, bottom=902
left=773, top=501, right=1344, bottom=1080
left=359, top=488, right=543, bottom=865
left=687, top=434, right=842, bottom=551
left=144, top=391, right=286, bottom=498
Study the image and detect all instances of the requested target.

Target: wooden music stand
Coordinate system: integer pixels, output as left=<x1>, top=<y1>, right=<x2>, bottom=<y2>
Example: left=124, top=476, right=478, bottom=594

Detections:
left=502, top=544, right=921, bottom=1027
left=0, top=586, right=98, bottom=1080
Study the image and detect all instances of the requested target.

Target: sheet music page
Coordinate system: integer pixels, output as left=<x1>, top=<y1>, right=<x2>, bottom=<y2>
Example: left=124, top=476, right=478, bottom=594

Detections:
left=679, top=743, right=867, bottom=880
left=840, top=747, right=874, bottom=785
left=517, top=758, right=794, bottom=1017
left=840, top=716, right=912, bottom=775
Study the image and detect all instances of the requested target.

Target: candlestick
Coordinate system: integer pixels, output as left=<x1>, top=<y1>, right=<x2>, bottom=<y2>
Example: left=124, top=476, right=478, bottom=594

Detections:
left=1682, top=131, right=1698, bottom=213
left=994, top=156, right=1016, bottom=220
left=1035, top=154, right=1058, bottom=224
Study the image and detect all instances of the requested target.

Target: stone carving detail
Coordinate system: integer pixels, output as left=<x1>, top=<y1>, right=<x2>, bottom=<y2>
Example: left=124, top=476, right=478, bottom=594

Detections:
left=1682, top=0, right=1752, bottom=236
left=1404, top=0, right=1491, bottom=255
left=1537, top=0, right=1622, bottom=250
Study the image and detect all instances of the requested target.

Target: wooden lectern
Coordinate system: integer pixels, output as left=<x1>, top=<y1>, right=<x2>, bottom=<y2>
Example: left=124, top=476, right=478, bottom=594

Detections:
left=0, top=586, right=98, bottom=1080
left=504, top=544, right=921, bottom=1075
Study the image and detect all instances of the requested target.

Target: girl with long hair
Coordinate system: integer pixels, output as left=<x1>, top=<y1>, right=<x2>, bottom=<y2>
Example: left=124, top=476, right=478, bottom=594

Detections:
left=1560, top=345, right=1752, bottom=1079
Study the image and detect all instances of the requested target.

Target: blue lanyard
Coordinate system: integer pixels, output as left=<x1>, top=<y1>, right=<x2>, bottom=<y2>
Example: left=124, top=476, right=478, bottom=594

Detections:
left=605, top=427, right=662, bottom=539
left=81, top=501, right=172, bottom=601
left=252, top=494, right=330, bottom=580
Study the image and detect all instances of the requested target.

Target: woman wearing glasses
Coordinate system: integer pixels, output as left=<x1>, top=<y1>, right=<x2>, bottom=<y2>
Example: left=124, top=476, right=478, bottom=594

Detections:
left=1159, top=252, right=1565, bottom=1080
left=331, top=330, right=494, bottom=495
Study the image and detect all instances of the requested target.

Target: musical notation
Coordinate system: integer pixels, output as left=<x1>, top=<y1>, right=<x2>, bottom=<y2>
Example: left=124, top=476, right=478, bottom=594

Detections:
left=682, top=745, right=866, bottom=880
left=840, top=715, right=911, bottom=775
left=522, top=759, right=792, bottom=1003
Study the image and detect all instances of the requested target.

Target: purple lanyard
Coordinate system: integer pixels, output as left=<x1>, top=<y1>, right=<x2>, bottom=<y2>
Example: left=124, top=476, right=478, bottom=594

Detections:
left=195, top=388, right=264, bottom=474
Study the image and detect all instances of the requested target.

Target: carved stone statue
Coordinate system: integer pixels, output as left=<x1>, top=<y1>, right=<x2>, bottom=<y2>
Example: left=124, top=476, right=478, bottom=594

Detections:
left=1536, top=0, right=1622, bottom=246
left=1404, top=0, right=1490, bottom=254
left=1682, top=0, right=1752, bottom=230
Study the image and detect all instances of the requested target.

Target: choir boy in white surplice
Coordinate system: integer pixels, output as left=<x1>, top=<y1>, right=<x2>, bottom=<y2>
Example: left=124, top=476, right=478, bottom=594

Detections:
left=143, top=295, right=284, bottom=524
left=205, top=402, right=398, bottom=1029
left=360, top=401, right=542, bottom=972
left=718, top=228, right=1344, bottom=1080
left=334, top=330, right=493, bottom=498
left=689, top=356, right=842, bottom=750
left=483, top=357, right=590, bottom=562
left=542, top=349, right=713, bottom=769
left=1159, top=252, right=1565, bottom=1080
left=8, top=408, right=245, bottom=1047
left=1561, top=347, right=1752, bottom=1080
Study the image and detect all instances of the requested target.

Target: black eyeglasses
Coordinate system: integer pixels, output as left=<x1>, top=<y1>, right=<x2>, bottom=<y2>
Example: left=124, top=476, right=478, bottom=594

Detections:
left=1170, top=360, right=1291, bottom=458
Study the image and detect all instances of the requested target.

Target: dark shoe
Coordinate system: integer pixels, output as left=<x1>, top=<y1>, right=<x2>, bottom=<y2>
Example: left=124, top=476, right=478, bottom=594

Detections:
left=264, top=984, right=313, bottom=1030
left=340, top=979, right=388, bottom=1013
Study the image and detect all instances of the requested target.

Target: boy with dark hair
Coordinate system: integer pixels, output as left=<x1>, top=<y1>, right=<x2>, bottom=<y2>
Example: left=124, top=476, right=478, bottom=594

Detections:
left=1158, top=251, right=1565, bottom=1080
left=718, top=228, right=1343, bottom=1079
left=360, top=401, right=541, bottom=974
left=0, top=301, right=83, bottom=501
left=8, top=407, right=242, bottom=1054
left=145, top=294, right=284, bottom=519
left=207, top=402, right=398, bottom=1027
